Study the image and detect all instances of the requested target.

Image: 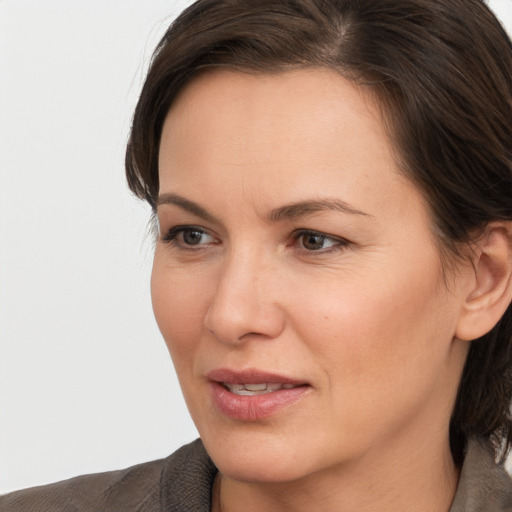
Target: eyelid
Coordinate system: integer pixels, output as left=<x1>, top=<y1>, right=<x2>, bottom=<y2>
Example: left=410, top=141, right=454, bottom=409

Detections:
left=292, top=229, right=351, bottom=252
left=161, top=225, right=219, bottom=248
left=160, top=225, right=350, bottom=255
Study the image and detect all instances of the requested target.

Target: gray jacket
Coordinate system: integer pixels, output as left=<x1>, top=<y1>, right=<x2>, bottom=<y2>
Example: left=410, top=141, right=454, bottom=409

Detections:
left=1, top=438, right=511, bottom=511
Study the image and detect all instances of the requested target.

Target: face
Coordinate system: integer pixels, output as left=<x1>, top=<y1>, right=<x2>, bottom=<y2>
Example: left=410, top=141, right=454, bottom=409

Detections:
left=153, top=69, right=469, bottom=483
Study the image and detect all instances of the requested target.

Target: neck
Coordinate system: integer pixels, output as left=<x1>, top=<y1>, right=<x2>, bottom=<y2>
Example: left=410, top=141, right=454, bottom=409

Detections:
left=212, top=435, right=459, bottom=512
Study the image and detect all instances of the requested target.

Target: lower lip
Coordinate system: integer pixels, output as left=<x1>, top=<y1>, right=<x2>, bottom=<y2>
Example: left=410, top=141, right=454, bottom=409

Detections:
left=210, top=382, right=310, bottom=421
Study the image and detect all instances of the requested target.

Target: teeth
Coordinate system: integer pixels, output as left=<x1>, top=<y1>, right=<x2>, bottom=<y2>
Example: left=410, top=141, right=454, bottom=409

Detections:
left=244, top=383, right=267, bottom=391
left=225, top=384, right=246, bottom=392
left=267, top=383, right=286, bottom=392
left=223, top=383, right=297, bottom=396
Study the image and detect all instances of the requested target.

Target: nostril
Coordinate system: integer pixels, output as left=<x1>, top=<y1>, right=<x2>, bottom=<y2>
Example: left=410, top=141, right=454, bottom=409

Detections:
left=204, top=299, right=285, bottom=346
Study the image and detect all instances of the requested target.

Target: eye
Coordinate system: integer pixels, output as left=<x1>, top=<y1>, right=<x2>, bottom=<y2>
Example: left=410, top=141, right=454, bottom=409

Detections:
left=294, top=230, right=348, bottom=252
left=161, top=226, right=218, bottom=249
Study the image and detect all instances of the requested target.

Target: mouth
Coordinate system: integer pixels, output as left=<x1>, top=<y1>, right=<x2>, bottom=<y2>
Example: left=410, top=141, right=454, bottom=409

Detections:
left=222, top=382, right=301, bottom=396
left=206, top=368, right=311, bottom=420
left=207, top=368, right=308, bottom=391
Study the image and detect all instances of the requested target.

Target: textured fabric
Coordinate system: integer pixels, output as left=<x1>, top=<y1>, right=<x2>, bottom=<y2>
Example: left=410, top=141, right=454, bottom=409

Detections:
left=450, top=438, right=512, bottom=511
left=0, top=440, right=217, bottom=512
left=1, top=438, right=510, bottom=511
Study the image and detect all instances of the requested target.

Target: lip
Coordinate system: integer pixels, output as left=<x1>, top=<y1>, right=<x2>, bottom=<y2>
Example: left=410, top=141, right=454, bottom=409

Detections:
left=207, top=368, right=311, bottom=421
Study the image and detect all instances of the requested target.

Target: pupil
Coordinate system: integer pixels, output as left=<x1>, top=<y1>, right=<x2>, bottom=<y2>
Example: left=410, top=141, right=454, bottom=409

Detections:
left=184, top=230, right=203, bottom=245
left=303, top=233, right=324, bottom=250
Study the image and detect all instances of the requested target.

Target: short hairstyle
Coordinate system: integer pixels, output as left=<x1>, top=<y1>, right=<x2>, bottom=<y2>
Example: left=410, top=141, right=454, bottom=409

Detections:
left=126, top=0, right=512, bottom=464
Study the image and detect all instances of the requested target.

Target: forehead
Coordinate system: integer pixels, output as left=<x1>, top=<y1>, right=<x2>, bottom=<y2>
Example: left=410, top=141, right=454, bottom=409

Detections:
left=158, top=69, right=427, bottom=226
left=160, top=69, right=395, bottom=182
left=165, top=68, right=386, bottom=135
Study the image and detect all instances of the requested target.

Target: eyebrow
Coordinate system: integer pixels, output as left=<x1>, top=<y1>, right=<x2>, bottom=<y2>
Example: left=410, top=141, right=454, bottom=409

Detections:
left=157, top=193, right=218, bottom=223
left=268, top=199, right=371, bottom=222
left=157, top=193, right=371, bottom=223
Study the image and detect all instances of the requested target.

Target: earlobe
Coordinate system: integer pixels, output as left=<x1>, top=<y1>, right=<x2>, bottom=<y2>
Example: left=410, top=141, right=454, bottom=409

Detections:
left=455, top=222, right=512, bottom=342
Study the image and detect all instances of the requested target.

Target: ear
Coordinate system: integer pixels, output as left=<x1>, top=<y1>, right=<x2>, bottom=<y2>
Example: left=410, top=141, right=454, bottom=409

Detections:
left=455, top=222, right=512, bottom=342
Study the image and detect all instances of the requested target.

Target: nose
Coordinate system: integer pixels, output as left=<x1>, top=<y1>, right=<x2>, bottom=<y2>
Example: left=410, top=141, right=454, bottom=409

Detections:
left=204, top=250, right=286, bottom=345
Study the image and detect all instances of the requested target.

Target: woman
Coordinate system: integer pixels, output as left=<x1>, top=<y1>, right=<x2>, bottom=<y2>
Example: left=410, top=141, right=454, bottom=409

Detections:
left=2, top=0, right=512, bottom=510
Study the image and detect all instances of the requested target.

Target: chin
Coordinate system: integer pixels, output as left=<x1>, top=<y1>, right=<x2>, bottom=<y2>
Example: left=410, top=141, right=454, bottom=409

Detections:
left=213, top=450, right=311, bottom=484
left=199, top=427, right=323, bottom=484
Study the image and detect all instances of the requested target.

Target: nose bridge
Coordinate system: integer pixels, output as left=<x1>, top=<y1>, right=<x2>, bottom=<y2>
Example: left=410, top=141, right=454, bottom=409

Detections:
left=204, top=243, right=284, bottom=344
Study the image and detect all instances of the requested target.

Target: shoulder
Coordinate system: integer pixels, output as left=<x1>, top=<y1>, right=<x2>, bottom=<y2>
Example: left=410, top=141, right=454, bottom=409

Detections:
left=0, top=456, right=166, bottom=512
left=0, top=439, right=217, bottom=512
left=451, top=438, right=512, bottom=511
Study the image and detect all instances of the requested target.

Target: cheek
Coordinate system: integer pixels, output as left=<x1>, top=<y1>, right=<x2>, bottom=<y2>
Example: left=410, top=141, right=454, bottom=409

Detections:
left=291, top=263, right=457, bottom=405
left=150, top=254, right=211, bottom=362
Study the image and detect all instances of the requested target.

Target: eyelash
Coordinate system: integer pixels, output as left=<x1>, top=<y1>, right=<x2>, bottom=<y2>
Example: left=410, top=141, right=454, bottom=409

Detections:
left=161, top=226, right=350, bottom=254
left=292, top=230, right=350, bottom=253
left=161, top=225, right=219, bottom=250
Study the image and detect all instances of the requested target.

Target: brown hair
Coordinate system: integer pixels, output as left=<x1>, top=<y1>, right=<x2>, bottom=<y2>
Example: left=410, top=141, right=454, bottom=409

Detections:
left=126, top=0, right=512, bottom=464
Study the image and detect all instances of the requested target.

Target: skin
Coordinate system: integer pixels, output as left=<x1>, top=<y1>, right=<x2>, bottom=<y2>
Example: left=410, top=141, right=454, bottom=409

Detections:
left=152, top=69, right=475, bottom=512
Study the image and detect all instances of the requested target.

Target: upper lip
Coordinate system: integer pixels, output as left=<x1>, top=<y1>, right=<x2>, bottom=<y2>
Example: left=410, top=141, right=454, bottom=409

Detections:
left=207, top=368, right=308, bottom=386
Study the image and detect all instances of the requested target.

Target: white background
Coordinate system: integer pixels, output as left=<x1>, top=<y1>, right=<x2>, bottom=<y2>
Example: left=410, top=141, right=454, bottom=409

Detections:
left=1, top=0, right=511, bottom=494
